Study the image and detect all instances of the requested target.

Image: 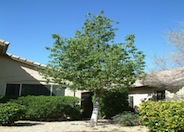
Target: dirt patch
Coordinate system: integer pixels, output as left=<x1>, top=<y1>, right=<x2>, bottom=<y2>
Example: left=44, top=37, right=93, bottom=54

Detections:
left=0, top=120, right=149, bottom=132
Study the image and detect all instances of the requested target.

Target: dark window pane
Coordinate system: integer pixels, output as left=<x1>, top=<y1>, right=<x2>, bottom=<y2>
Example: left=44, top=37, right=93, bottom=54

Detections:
left=157, top=91, right=165, bottom=100
left=6, top=84, right=20, bottom=96
left=52, top=85, right=65, bottom=96
left=22, top=84, right=50, bottom=96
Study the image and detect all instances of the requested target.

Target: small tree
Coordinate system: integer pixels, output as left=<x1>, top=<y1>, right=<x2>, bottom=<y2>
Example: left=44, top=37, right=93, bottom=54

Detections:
left=40, top=11, right=145, bottom=126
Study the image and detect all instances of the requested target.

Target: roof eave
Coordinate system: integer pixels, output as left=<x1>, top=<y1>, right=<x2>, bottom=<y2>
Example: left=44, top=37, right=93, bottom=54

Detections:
left=0, top=40, right=10, bottom=55
left=7, top=53, right=46, bottom=67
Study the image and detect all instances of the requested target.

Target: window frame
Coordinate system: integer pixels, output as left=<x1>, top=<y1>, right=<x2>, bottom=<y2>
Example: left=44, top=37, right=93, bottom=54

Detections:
left=5, top=83, right=65, bottom=96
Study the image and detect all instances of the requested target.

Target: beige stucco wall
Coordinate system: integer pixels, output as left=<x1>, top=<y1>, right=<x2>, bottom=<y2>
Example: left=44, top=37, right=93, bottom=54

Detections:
left=128, top=87, right=155, bottom=107
left=129, top=86, right=184, bottom=108
left=0, top=55, right=82, bottom=98
left=0, top=55, right=46, bottom=96
left=129, top=93, right=149, bottom=107
left=65, top=89, right=82, bottom=99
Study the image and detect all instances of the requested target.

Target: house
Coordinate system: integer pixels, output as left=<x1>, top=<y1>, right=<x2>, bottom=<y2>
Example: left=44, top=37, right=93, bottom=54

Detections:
left=0, top=39, right=82, bottom=98
left=129, top=67, right=184, bottom=108
left=1, top=39, right=183, bottom=110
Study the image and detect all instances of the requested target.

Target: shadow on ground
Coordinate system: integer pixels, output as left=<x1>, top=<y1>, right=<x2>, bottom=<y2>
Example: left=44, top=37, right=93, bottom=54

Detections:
left=3, top=122, right=43, bottom=127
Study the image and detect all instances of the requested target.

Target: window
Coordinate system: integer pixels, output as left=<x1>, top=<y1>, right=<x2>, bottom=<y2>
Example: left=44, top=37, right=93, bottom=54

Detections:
left=5, top=84, right=65, bottom=96
left=157, top=90, right=165, bottom=100
left=6, top=84, right=20, bottom=96
left=52, top=85, right=65, bottom=96
left=21, top=84, right=50, bottom=96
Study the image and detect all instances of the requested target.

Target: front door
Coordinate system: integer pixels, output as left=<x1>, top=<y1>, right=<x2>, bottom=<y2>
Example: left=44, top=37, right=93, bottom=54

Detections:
left=81, top=92, right=93, bottom=118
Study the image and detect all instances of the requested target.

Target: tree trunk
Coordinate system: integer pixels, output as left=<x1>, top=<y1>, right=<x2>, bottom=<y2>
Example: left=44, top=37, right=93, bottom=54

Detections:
left=89, top=91, right=100, bottom=127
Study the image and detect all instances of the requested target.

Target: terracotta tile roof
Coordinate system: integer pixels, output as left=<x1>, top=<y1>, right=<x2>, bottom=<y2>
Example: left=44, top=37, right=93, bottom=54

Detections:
left=7, top=53, right=46, bottom=67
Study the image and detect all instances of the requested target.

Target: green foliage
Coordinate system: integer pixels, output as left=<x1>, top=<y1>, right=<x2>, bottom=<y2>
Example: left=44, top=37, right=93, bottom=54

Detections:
left=112, top=111, right=140, bottom=126
left=139, top=101, right=184, bottom=132
left=0, top=96, right=18, bottom=103
left=40, top=11, right=145, bottom=93
left=12, top=96, right=80, bottom=121
left=100, top=90, right=129, bottom=118
left=0, top=102, right=25, bottom=125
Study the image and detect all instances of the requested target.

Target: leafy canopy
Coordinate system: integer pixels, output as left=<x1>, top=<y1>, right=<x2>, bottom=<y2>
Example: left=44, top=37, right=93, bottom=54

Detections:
left=41, top=11, right=145, bottom=92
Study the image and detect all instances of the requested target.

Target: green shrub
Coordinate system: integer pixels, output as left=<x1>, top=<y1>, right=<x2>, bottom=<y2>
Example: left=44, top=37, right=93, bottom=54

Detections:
left=0, top=102, right=25, bottom=125
left=139, top=101, right=184, bottom=132
left=12, top=96, right=80, bottom=121
left=0, top=96, right=18, bottom=103
left=100, top=90, right=129, bottom=118
left=112, top=111, right=140, bottom=126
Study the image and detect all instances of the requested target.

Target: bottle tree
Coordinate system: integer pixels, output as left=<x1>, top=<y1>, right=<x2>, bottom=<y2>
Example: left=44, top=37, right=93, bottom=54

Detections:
left=40, top=11, right=145, bottom=126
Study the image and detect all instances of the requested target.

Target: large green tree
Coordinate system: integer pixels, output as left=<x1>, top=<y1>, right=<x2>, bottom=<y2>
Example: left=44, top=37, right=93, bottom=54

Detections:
left=41, top=11, right=145, bottom=125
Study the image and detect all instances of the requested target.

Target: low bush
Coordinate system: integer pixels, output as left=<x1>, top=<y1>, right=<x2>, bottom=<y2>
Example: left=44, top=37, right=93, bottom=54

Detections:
left=139, top=101, right=184, bottom=132
left=0, top=102, right=25, bottom=125
left=12, top=96, right=80, bottom=121
left=112, top=111, right=140, bottom=126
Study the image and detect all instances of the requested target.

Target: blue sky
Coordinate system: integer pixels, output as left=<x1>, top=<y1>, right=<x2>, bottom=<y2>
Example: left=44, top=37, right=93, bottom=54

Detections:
left=1, top=0, right=184, bottom=71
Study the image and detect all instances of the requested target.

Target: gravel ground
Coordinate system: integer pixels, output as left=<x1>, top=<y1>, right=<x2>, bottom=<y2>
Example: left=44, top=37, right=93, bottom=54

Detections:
left=0, top=120, right=149, bottom=132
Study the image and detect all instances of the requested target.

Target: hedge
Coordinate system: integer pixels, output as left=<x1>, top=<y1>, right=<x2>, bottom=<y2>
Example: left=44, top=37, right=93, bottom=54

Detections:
left=0, top=102, right=26, bottom=125
left=139, top=100, right=184, bottom=132
left=12, top=96, right=80, bottom=121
